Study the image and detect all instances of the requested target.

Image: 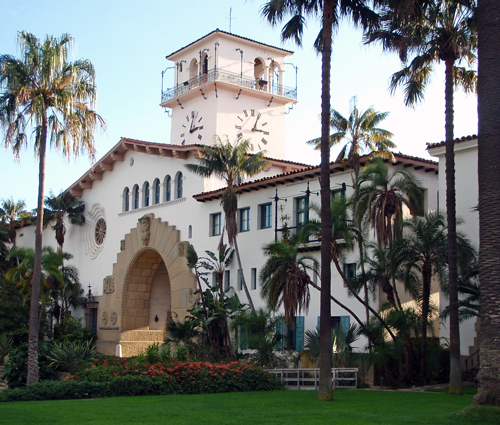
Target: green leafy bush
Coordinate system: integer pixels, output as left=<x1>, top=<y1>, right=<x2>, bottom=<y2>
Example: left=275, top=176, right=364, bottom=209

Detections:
left=2, top=342, right=56, bottom=389
left=0, top=380, right=106, bottom=402
left=0, top=332, right=13, bottom=357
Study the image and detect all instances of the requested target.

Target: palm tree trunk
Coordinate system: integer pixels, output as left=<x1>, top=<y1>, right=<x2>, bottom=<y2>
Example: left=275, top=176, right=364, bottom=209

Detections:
left=233, top=238, right=254, bottom=310
left=474, top=0, right=500, bottom=406
left=27, top=120, right=48, bottom=385
left=420, top=265, right=431, bottom=385
left=444, top=57, right=462, bottom=394
left=318, top=0, right=334, bottom=401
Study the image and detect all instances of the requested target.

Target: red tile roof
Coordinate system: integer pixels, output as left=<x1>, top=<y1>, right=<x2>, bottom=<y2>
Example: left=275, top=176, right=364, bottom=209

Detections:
left=166, top=29, right=293, bottom=59
left=426, top=134, right=477, bottom=150
left=193, top=152, right=438, bottom=202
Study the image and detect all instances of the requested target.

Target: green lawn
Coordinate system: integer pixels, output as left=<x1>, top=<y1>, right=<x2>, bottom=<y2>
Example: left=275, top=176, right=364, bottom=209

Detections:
left=1, top=389, right=498, bottom=425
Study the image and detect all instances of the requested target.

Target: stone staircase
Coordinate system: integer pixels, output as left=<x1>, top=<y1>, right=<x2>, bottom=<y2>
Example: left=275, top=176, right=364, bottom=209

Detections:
left=462, top=318, right=480, bottom=382
left=0, top=363, right=8, bottom=391
left=118, top=330, right=166, bottom=357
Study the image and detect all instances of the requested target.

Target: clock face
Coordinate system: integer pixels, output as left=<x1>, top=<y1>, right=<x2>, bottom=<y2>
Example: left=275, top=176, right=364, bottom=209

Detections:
left=181, top=110, right=204, bottom=145
left=234, top=108, right=270, bottom=152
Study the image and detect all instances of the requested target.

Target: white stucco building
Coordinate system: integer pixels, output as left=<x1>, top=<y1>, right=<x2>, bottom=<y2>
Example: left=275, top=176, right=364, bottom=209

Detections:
left=14, top=30, right=479, bottom=363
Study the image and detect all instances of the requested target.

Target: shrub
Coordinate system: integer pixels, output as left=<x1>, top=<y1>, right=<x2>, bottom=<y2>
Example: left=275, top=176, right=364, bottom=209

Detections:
left=0, top=380, right=105, bottom=402
left=2, top=341, right=56, bottom=389
left=46, top=340, right=97, bottom=374
left=71, top=361, right=283, bottom=395
left=0, top=332, right=13, bottom=358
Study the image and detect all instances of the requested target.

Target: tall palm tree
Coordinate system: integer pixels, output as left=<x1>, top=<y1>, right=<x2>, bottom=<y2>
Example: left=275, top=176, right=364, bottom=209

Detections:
left=185, top=137, right=268, bottom=310
left=475, top=0, right=500, bottom=405
left=306, top=96, right=396, bottom=176
left=261, top=0, right=379, bottom=400
left=365, top=0, right=477, bottom=393
left=43, top=191, right=85, bottom=253
left=353, top=158, right=424, bottom=248
left=0, top=32, right=104, bottom=384
left=0, top=198, right=31, bottom=247
left=398, top=212, right=448, bottom=384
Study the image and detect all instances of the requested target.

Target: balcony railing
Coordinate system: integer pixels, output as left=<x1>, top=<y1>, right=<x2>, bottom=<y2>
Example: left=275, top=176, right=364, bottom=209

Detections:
left=161, top=68, right=297, bottom=103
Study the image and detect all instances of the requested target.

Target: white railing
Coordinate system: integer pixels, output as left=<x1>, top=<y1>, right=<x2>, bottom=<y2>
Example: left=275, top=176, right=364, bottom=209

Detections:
left=266, top=368, right=358, bottom=390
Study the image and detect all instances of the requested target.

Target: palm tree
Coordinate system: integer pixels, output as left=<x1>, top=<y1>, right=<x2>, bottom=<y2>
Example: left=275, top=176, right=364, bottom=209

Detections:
left=0, top=32, right=104, bottom=384
left=474, top=0, right=500, bottom=406
left=185, top=137, right=268, bottom=310
left=365, top=0, right=477, bottom=393
left=6, top=247, right=65, bottom=324
left=398, top=212, right=448, bottom=384
left=262, top=0, right=379, bottom=400
left=260, top=232, right=316, bottom=324
left=306, top=96, right=396, bottom=176
left=0, top=198, right=31, bottom=247
left=260, top=228, right=379, bottom=344
left=43, top=191, right=85, bottom=253
left=353, top=158, right=424, bottom=248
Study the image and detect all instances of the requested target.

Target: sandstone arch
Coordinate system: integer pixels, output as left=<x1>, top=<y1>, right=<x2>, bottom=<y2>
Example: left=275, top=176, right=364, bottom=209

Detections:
left=96, top=213, right=197, bottom=356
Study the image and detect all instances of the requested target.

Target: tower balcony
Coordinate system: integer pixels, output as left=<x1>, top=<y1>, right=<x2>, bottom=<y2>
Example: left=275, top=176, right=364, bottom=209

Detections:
left=160, top=68, right=297, bottom=107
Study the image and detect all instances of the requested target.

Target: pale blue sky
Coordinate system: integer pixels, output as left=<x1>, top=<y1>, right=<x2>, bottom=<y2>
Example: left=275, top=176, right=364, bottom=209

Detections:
left=0, top=0, right=477, bottom=210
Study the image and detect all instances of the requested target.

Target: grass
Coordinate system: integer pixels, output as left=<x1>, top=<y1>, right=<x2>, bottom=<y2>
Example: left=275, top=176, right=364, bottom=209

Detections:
left=1, top=389, right=498, bottom=425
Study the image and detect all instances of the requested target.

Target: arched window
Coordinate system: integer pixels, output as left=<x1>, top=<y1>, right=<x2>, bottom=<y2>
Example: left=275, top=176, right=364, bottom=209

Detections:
left=189, top=58, right=198, bottom=80
left=188, top=225, right=193, bottom=239
left=123, top=187, right=130, bottom=212
left=164, top=175, right=171, bottom=202
left=143, top=182, right=150, bottom=207
left=254, top=58, right=267, bottom=91
left=153, top=179, right=160, bottom=205
left=176, top=172, right=183, bottom=199
left=133, top=185, right=139, bottom=210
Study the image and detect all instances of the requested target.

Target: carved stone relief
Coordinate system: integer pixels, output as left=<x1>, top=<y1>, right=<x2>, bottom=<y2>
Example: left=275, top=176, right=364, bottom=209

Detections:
left=138, top=215, right=151, bottom=246
left=102, top=311, right=108, bottom=326
left=103, top=276, right=115, bottom=294
left=178, top=241, right=188, bottom=257
left=110, top=311, right=118, bottom=326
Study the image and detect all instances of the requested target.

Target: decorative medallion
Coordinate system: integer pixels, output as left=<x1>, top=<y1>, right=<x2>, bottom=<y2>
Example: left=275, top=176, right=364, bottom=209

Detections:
left=103, top=276, right=115, bottom=294
left=110, top=311, right=118, bottom=326
left=138, top=215, right=151, bottom=246
left=84, top=203, right=107, bottom=259
left=102, top=311, right=108, bottom=326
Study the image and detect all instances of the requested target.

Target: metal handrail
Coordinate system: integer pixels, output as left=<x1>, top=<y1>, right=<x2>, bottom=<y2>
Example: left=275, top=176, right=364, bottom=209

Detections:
left=465, top=349, right=480, bottom=379
left=266, top=368, right=358, bottom=390
left=161, top=68, right=297, bottom=103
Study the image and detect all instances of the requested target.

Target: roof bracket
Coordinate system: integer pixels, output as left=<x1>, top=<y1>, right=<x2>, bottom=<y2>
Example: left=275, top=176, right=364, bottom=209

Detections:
left=200, top=88, right=207, bottom=100
left=268, top=96, right=274, bottom=107
left=176, top=99, right=184, bottom=109
left=236, top=88, right=242, bottom=100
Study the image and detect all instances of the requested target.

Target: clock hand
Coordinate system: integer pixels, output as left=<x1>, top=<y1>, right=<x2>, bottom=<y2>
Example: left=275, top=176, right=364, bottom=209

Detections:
left=252, top=113, right=261, bottom=131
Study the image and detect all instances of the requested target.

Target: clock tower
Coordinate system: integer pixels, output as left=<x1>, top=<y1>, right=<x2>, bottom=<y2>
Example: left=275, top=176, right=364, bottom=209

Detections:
left=160, top=29, right=298, bottom=160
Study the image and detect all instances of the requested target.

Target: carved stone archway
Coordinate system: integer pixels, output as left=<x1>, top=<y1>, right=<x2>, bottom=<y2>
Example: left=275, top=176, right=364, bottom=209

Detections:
left=96, top=213, right=197, bottom=356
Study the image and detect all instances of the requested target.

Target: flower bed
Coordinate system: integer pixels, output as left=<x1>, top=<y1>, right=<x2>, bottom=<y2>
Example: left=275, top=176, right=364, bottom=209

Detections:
left=71, top=360, right=283, bottom=395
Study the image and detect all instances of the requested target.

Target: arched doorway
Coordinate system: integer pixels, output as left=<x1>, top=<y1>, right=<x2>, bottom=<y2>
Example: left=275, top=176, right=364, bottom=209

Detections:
left=123, top=249, right=171, bottom=331
left=95, top=213, right=197, bottom=356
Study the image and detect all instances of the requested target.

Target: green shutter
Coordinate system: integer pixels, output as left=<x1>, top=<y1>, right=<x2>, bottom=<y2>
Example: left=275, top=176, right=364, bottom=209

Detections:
left=340, top=316, right=350, bottom=333
left=276, top=316, right=284, bottom=351
left=295, top=316, right=305, bottom=352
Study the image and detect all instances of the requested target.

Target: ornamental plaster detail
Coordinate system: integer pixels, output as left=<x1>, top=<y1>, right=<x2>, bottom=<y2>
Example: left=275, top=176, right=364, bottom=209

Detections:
left=83, top=203, right=107, bottom=259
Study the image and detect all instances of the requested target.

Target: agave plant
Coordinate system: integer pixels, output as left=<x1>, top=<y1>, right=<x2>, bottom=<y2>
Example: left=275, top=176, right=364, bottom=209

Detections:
left=47, top=340, right=96, bottom=374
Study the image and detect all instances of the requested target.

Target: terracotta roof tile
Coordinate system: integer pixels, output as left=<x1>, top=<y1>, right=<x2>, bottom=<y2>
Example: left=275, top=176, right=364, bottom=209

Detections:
left=426, top=134, right=477, bottom=150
